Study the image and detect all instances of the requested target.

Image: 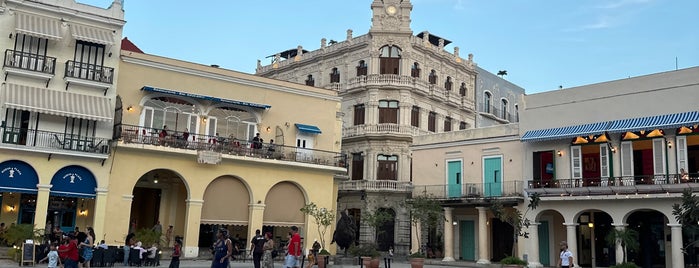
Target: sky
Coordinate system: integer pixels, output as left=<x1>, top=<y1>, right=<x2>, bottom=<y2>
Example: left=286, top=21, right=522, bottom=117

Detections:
left=80, top=0, right=698, bottom=94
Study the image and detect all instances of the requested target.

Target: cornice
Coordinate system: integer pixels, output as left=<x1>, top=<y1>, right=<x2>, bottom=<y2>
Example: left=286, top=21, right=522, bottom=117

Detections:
left=7, top=0, right=125, bottom=27
left=411, top=134, right=520, bottom=151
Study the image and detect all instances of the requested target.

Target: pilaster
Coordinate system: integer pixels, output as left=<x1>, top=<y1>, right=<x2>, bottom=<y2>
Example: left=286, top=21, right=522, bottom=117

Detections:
left=476, top=207, right=490, bottom=264
left=442, top=207, right=455, bottom=261
left=183, top=199, right=204, bottom=258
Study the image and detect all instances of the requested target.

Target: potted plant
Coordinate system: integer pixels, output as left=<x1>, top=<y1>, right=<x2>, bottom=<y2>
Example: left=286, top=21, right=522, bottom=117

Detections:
left=407, top=195, right=445, bottom=258
left=317, top=249, right=331, bottom=268
left=300, top=202, right=336, bottom=251
left=500, top=255, right=527, bottom=268
left=350, top=243, right=380, bottom=268
left=409, top=252, right=425, bottom=268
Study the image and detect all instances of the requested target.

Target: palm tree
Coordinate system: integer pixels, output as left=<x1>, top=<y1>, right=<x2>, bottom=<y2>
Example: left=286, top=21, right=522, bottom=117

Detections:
left=605, top=227, right=640, bottom=264
left=497, top=70, right=508, bottom=78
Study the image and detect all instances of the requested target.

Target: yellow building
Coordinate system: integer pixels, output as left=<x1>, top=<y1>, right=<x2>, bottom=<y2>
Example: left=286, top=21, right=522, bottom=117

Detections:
left=109, top=47, right=345, bottom=257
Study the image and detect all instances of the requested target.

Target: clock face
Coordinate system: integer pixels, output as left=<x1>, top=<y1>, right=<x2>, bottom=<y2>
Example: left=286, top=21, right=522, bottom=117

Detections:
left=386, top=5, right=397, bottom=15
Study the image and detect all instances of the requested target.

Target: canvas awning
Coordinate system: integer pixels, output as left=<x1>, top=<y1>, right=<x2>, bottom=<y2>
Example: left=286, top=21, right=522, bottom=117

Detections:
left=70, top=23, right=114, bottom=45
left=15, top=12, right=62, bottom=40
left=2, top=83, right=114, bottom=122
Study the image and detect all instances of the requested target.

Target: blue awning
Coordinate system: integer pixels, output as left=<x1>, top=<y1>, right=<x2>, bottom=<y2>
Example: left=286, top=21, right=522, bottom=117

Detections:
left=521, top=121, right=610, bottom=142
left=606, top=111, right=699, bottom=134
left=0, top=160, right=38, bottom=194
left=142, top=86, right=271, bottom=109
left=50, top=165, right=97, bottom=198
left=295, top=123, right=322, bottom=134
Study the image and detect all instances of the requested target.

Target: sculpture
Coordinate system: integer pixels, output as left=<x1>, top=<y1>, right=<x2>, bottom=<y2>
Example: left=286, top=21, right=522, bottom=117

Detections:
left=331, top=210, right=357, bottom=256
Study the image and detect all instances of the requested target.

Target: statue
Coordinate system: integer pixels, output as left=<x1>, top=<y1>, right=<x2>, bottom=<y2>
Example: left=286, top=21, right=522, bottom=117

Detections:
left=331, top=210, right=357, bottom=256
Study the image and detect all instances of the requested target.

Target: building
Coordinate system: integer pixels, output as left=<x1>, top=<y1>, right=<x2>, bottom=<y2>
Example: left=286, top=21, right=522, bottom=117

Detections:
left=474, top=66, right=524, bottom=127
left=518, top=67, right=699, bottom=268
left=110, top=44, right=345, bottom=257
left=0, top=0, right=124, bottom=240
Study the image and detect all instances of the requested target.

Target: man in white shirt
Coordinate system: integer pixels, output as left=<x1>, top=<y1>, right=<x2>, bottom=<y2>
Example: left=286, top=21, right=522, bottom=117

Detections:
left=558, top=241, right=574, bottom=268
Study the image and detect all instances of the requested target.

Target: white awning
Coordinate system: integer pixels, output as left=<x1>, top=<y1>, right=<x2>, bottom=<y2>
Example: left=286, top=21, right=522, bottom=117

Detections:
left=70, top=23, right=114, bottom=45
left=15, top=12, right=62, bottom=40
left=2, top=83, right=113, bottom=122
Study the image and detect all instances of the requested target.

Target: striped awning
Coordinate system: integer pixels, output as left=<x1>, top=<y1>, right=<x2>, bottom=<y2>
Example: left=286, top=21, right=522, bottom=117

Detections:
left=15, top=12, right=62, bottom=40
left=521, top=121, right=610, bottom=142
left=2, top=83, right=113, bottom=122
left=606, top=111, right=699, bottom=133
left=295, top=123, right=322, bottom=134
left=70, top=23, right=114, bottom=45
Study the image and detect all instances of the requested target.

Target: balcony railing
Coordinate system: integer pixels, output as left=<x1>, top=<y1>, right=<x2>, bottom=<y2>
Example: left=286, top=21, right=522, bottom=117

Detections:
left=338, top=180, right=413, bottom=192
left=342, top=123, right=431, bottom=138
left=412, top=181, right=524, bottom=199
left=526, top=175, right=698, bottom=196
left=119, top=124, right=346, bottom=168
left=3, top=49, right=56, bottom=75
left=65, top=60, right=114, bottom=84
left=1, top=126, right=110, bottom=154
left=480, top=105, right=517, bottom=122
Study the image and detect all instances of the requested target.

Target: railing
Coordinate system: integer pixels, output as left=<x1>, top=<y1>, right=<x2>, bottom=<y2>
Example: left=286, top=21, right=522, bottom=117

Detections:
left=480, top=105, right=516, bottom=122
left=1, top=126, right=110, bottom=154
left=64, top=60, right=114, bottom=84
left=119, top=124, right=346, bottom=168
left=338, top=180, right=413, bottom=192
left=526, top=174, right=699, bottom=196
left=412, top=181, right=524, bottom=199
left=342, top=123, right=431, bottom=138
left=3, top=49, right=56, bottom=75
left=256, top=34, right=371, bottom=73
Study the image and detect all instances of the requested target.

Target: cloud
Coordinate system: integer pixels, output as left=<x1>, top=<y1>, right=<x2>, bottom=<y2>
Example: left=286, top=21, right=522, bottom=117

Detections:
left=563, top=16, right=613, bottom=32
left=596, top=0, right=652, bottom=9
left=453, top=0, right=465, bottom=10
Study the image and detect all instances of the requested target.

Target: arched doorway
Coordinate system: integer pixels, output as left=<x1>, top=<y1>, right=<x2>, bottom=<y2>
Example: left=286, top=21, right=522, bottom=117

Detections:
left=376, top=208, right=395, bottom=251
left=535, top=209, right=566, bottom=267
left=0, top=160, right=39, bottom=225
left=130, top=169, right=187, bottom=243
left=49, top=165, right=97, bottom=233
left=200, top=176, right=251, bottom=250
left=575, top=210, right=613, bottom=267
left=626, top=210, right=667, bottom=268
left=263, top=182, right=306, bottom=247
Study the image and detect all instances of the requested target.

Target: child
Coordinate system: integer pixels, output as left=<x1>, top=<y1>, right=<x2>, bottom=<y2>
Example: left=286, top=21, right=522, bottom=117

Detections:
left=39, top=243, right=61, bottom=268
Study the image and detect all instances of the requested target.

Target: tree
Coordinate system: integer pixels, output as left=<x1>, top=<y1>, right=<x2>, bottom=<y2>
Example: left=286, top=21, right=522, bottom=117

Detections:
left=605, top=227, right=639, bottom=264
left=362, top=207, right=394, bottom=243
left=490, top=193, right=541, bottom=257
left=301, top=202, right=336, bottom=250
left=408, top=195, right=444, bottom=253
left=497, top=70, right=508, bottom=78
left=672, top=189, right=699, bottom=254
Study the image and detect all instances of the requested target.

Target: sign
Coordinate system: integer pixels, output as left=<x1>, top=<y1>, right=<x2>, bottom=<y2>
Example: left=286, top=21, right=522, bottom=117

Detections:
left=197, top=150, right=222, bottom=164
left=21, top=242, right=34, bottom=266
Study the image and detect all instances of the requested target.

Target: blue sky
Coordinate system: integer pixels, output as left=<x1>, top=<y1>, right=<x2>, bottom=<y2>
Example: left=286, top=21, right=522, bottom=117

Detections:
left=82, top=0, right=698, bottom=94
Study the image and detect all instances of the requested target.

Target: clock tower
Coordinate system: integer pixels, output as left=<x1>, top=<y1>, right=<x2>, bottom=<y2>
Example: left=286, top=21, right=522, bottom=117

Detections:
left=369, top=0, right=413, bottom=34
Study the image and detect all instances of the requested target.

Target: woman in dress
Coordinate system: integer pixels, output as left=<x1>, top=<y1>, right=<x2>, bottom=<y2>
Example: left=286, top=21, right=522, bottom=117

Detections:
left=79, top=227, right=95, bottom=268
left=211, top=228, right=233, bottom=268
left=262, top=232, right=275, bottom=268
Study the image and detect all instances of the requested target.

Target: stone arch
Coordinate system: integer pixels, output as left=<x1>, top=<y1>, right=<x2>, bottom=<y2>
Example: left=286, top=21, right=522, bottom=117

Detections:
left=129, top=168, right=190, bottom=235
left=201, top=175, right=252, bottom=225
left=263, top=181, right=307, bottom=227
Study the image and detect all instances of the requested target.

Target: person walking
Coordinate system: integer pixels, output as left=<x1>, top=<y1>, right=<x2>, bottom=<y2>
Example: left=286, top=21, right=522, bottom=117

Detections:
left=211, top=228, right=233, bottom=268
left=262, top=232, right=275, bottom=268
left=251, top=229, right=266, bottom=268
left=285, top=226, right=302, bottom=268
left=79, top=227, right=95, bottom=268
left=39, top=243, right=61, bottom=268
left=558, top=241, right=574, bottom=268
left=169, top=236, right=182, bottom=268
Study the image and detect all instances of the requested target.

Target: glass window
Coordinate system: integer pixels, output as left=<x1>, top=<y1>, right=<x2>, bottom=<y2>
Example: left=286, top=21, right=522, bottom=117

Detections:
left=305, top=75, right=315, bottom=86
left=330, top=68, right=340, bottom=83
left=379, top=45, right=401, bottom=74
left=378, top=100, right=399, bottom=124
left=411, top=62, right=420, bottom=78
left=444, top=117, right=452, bottom=132
left=411, top=106, right=420, bottom=127
left=484, top=92, right=492, bottom=113
left=428, top=70, right=437, bottom=84
left=354, top=104, right=365, bottom=125
left=428, top=112, right=436, bottom=132
left=377, top=154, right=398, bottom=180
left=356, top=60, right=367, bottom=76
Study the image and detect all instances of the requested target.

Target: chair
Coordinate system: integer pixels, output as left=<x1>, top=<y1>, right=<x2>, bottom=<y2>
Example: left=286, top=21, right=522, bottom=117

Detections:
left=129, top=249, right=142, bottom=267
left=91, top=248, right=104, bottom=267
left=103, top=247, right=117, bottom=267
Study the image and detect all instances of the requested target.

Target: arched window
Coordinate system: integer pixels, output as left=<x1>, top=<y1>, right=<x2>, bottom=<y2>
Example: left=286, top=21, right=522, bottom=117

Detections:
left=428, top=70, right=437, bottom=84
left=501, top=99, right=508, bottom=119
left=330, top=67, right=340, bottom=83
left=411, top=62, right=420, bottom=78
left=305, top=75, right=314, bottom=86
left=484, top=92, right=492, bottom=113
left=514, top=104, right=519, bottom=122
left=444, top=76, right=453, bottom=91
left=356, top=60, right=367, bottom=76
left=142, top=98, right=197, bottom=135
left=459, top=82, right=467, bottom=96
left=379, top=45, right=401, bottom=75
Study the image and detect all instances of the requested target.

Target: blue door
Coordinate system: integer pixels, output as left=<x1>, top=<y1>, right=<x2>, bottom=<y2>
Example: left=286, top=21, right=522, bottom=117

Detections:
left=538, top=221, right=550, bottom=266
left=483, top=157, right=502, bottom=197
left=447, top=161, right=462, bottom=198
left=460, top=220, right=475, bottom=260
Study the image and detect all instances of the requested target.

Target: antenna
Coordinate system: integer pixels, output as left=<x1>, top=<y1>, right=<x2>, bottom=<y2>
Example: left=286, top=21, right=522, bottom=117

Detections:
left=675, top=57, right=678, bottom=70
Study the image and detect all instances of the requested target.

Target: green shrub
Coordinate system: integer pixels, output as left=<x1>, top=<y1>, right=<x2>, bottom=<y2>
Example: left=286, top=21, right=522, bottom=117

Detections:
left=319, top=249, right=331, bottom=255
left=500, top=256, right=527, bottom=265
left=610, top=262, right=640, bottom=268
left=134, top=228, right=164, bottom=247
left=2, top=224, right=43, bottom=246
left=409, top=252, right=425, bottom=258
left=349, top=243, right=380, bottom=258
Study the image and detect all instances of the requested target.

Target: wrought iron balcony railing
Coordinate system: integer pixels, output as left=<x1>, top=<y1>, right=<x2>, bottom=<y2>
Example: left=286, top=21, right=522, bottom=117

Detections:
left=338, top=180, right=413, bottom=192
left=342, top=123, right=431, bottom=138
left=64, top=60, right=114, bottom=84
left=3, top=49, right=56, bottom=75
left=412, top=181, right=524, bottom=199
left=1, top=126, right=110, bottom=154
left=526, top=174, right=698, bottom=196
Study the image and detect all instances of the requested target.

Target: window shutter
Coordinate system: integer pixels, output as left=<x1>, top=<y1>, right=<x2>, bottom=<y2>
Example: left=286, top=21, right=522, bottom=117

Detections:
left=620, top=141, right=633, bottom=176
left=652, top=138, right=666, bottom=175
left=143, top=107, right=153, bottom=128
left=676, top=136, right=687, bottom=171
left=189, top=114, right=198, bottom=135
left=571, top=146, right=582, bottom=179
left=207, top=117, right=217, bottom=136
left=600, top=143, right=609, bottom=178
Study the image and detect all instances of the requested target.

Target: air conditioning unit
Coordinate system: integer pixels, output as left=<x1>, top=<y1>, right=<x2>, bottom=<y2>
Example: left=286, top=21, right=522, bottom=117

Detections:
left=467, top=185, right=479, bottom=196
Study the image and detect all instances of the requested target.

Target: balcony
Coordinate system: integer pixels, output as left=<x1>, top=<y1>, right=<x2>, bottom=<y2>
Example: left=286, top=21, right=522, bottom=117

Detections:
left=526, top=175, right=698, bottom=197
left=1, top=126, right=110, bottom=158
left=480, top=105, right=517, bottom=123
left=64, top=60, right=114, bottom=91
left=338, top=180, right=413, bottom=193
left=119, top=124, right=346, bottom=168
left=342, top=123, right=431, bottom=139
left=3, top=49, right=56, bottom=84
left=413, top=181, right=524, bottom=199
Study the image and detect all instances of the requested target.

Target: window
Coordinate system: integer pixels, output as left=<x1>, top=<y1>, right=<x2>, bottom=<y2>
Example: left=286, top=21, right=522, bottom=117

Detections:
left=353, top=104, right=365, bottom=125
left=356, top=60, right=367, bottom=76
left=501, top=99, right=508, bottom=119
left=459, top=121, right=468, bottom=130
left=9, top=34, right=53, bottom=73
left=428, top=70, right=437, bottom=84
left=69, top=40, right=107, bottom=82
left=377, top=155, right=398, bottom=180
left=484, top=92, right=492, bottom=113
left=411, top=106, right=420, bottom=127
left=305, top=75, right=315, bottom=86
left=571, top=146, right=582, bottom=179
left=379, top=46, right=401, bottom=75
left=378, top=100, right=399, bottom=124
left=411, top=62, right=420, bottom=78
left=459, top=82, right=467, bottom=96
left=330, top=68, right=340, bottom=83
left=443, top=117, right=452, bottom=132
left=351, top=153, right=364, bottom=181
left=428, top=112, right=436, bottom=132
left=514, top=104, right=519, bottom=122
left=444, top=76, right=453, bottom=91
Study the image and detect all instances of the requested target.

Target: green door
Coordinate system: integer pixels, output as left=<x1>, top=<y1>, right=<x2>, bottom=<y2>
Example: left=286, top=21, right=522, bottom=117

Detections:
left=483, top=157, right=502, bottom=197
left=447, top=161, right=462, bottom=198
left=538, top=221, right=550, bottom=266
left=460, top=220, right=475, bottom=260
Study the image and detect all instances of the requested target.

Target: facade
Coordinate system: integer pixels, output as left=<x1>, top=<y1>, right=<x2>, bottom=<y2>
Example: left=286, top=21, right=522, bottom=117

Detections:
left=474, top=66, right=524, bottom=127
left=255, top=0, right=479, bottom=255
left=518, top=67, right=699, bottom=268
left=110, top=48, right=345, bottom=257
left=0, top=0, right=124, bottom=240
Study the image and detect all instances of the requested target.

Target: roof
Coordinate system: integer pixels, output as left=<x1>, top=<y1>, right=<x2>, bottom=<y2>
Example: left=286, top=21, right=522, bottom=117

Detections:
left=121, top=37, right=144, bottom=53
left=416, top=31, right=452, bottom=47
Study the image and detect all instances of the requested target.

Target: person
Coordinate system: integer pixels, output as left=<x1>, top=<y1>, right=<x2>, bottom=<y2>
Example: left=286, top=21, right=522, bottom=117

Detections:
left=39, top=243, right=61, bottom=268
left=211, top=228, right=233, bottom=268
left=267, top=139, right=276, bottom=158
left=285, top=226, right=302, bottom=268
left=680, top=168, right=690, bottom=182
left=133, top=241, right=147, bottom=264
left=311, top=239, right=321, bottom=263
left=262, top=232, right=275, bottom=268
left=159, top=126, right=169, bottom=145
left=165, top=226, right=174, bottom=248
left=251, top=229, right=266, bottom=268
left=124, top=233, right=135, bottom=266
left=558, top=241, right=573, bottom=268
left=97, top=240, right=108, bottom=249
left=252, top=133, right=263, bottom=149
left=45, top=221, right=53, bottom=243
left=152, top=221, right=163, bottom=234
left=79, top=227, right=95, bottom=268
left=169, top=236, right=182, bottom=268
left=58, top=234, right=79, bottom=268
left=146, top=243, right=159, bottom=266
left=304, top=251, right=314, bottom=268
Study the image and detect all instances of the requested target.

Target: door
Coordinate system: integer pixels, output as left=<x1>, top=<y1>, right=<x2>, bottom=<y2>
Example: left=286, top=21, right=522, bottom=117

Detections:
left=538, top=221, right=550, bottom=266
left=483, top=157, right=502, bottom=197
left=460, top=220, right=475, bottom=260
left=296, top=133, right=315, bottom=161
left=447, top=160, right=462, bottom=198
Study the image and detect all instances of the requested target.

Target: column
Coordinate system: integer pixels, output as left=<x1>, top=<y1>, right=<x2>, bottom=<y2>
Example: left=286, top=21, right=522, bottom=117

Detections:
left=442, top=207, right=455, bottom=261
left=527, top=222, right=542, bottom=268
left=564, top=223, right=579, bottom=268
left=612, top=224, right=625, bottom=264
left=120, top=195, right=134, bottom=242
left=410, top=221, right=421, bottom=254
left=248, top=203, right=266, bottom=248
left=183, top=199, right=204, bottom=258
left=92, top=188, right=109, bottom=241
left=366, top=150, right=377, bottom=181
left=399, top=102, right=411, bottom=126
left=669, top=224, right=684, bottom=268
left=476, top=207, right=490, bottom=264
left=34, top=184, right=51, bottom=233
